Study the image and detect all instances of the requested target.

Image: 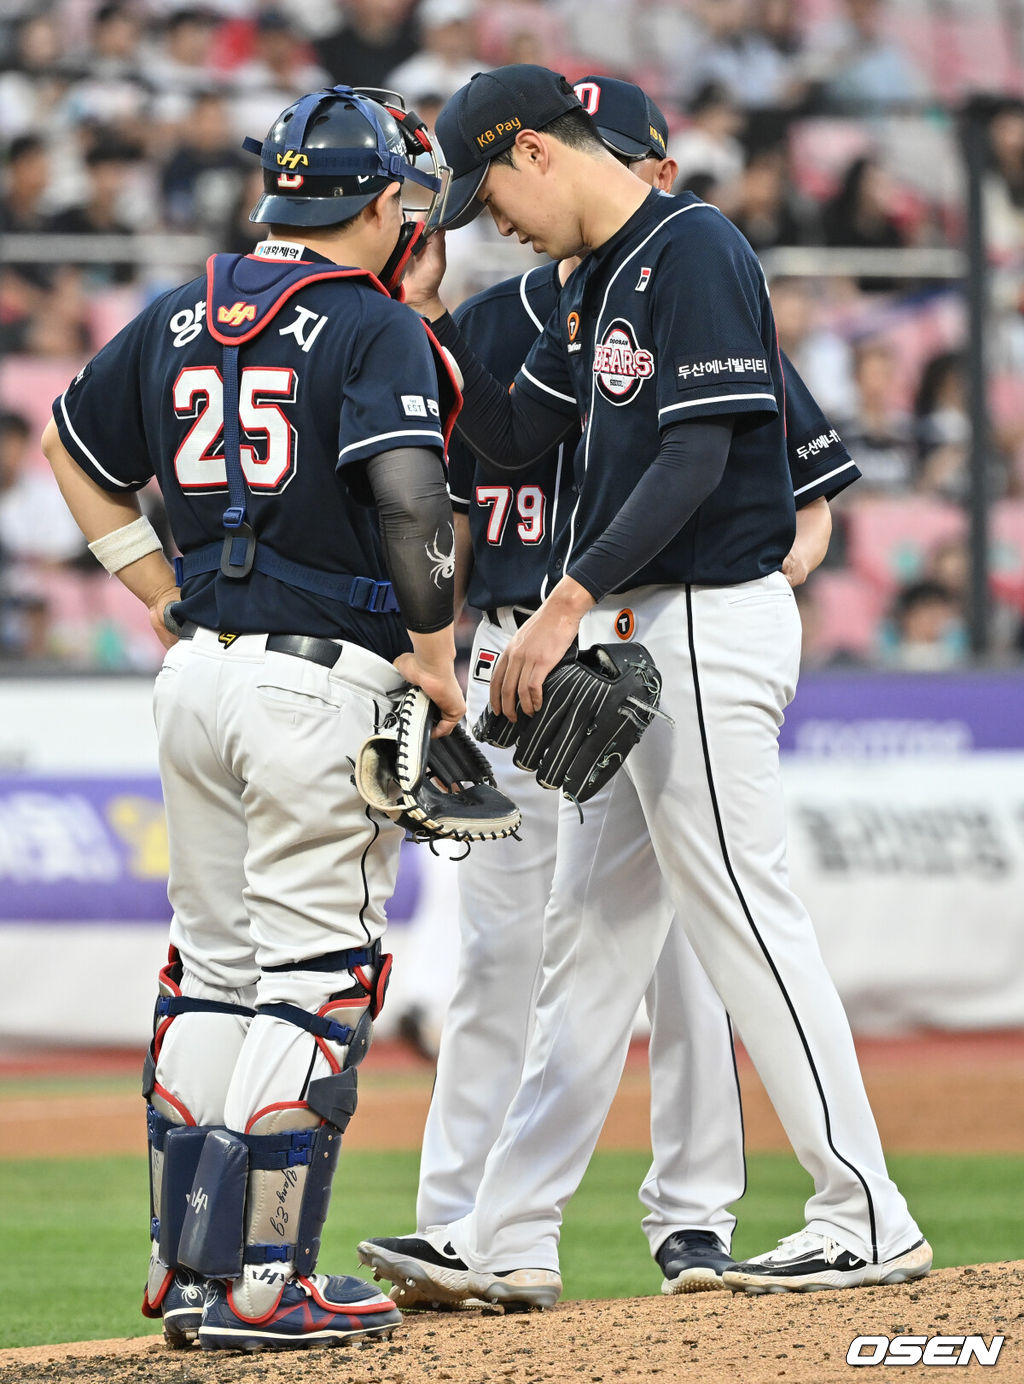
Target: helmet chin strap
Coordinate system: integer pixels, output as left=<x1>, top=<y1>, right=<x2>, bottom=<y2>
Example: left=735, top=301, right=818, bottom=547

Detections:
left=380, top=220, right=426, bottom=298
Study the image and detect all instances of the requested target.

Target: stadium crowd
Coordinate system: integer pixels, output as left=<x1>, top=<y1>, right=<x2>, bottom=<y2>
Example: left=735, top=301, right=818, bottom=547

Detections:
left=1, top=0, right=1023, bottom=669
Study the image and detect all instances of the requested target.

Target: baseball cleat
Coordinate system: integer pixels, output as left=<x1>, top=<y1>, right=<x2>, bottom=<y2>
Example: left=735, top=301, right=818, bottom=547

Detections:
left=197, top=1273, right=401, bottom=1351
left=161, top=1268, right=208, bottom=1348
left=386, top=1279, right=489, bottom=1311
left=358, top=1232, right=562, bottom=1309
left=723, top=1229, right=933, bottom=1294
left=655, top=1230, right=734, bottom=1294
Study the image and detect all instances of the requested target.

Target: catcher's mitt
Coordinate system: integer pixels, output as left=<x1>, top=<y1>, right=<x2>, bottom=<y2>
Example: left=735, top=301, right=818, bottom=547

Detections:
left=355, top=687, right=521, bottom=844
left=474, top=642, right=665, bottom=806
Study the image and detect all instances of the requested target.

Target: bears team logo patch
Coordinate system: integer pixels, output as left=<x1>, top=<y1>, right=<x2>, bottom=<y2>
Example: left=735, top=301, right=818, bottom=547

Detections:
left=473, top=648, right=498, bottom=681
left=614, top=609, right=635, bottom=640
left=594, top=319, right=653, bottom=405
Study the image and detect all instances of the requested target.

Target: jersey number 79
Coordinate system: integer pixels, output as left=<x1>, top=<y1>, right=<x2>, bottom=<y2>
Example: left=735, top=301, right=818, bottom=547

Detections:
left=172, top=365, right=298, bottom=492
left=476, top=484, right=546, bottom=545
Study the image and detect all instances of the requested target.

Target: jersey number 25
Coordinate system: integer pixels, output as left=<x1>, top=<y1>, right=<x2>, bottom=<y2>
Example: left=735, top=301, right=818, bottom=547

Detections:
left=172, top=365, right=297, bottom=491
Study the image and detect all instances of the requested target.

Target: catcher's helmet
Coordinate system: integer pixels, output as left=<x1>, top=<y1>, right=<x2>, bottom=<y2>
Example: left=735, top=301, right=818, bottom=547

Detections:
left=244, top=85, right=448, bottom=229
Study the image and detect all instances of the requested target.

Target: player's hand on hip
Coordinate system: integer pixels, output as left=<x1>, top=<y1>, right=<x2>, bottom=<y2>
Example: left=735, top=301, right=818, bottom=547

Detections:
left=393, top=651, right=466, bottom=737
left=781, top=549, right=810, bottom=587
left=402, top=229, right=447, bottom=320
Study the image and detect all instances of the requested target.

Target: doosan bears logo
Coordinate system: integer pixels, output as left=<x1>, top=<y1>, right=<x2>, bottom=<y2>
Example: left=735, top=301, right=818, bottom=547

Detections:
left=593, top=318, right=653, bottom=405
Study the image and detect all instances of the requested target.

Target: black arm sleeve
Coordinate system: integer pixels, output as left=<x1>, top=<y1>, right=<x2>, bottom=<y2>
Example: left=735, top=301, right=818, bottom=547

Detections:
left=365, top=446, right=455, bottom=634
left=430, top=312, right=576, bottom=473
left=568, top=418, right=735, bottom=602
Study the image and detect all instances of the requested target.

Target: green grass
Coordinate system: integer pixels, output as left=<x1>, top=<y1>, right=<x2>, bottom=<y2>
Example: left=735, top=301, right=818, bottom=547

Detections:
left=2, top=1151, right=1021, bottom=1349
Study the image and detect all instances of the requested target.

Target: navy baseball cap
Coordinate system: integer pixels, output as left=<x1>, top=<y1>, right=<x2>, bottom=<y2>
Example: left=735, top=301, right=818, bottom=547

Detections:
left=431, top=63, right=584, bottom=230
left=573, top=75, right=668, bottom=162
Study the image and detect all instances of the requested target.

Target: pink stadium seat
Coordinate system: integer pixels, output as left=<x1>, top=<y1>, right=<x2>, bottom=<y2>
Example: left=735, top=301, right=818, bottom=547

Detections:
left=86, top=287, right=144, bottom=352
left=0, top=358, right=82, bottom=464
left=884, top=13, right=938, bottom=79
left=844, top=496, right=1024, bottom=600
left=844, top=496, right=966, bottom=592
left=946, top=18, right=1024, bottom=96
left=805, top=569, right=888, bottom=657
left=788, top=120, right=871, bottom=202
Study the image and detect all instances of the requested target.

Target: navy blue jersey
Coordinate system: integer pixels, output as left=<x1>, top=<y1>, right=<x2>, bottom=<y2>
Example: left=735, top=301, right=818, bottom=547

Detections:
left=448, top=262, right=577, bottom=611
left=53, top=243, right=448, bottom=661
left=516, top=190, right=857, bottom=590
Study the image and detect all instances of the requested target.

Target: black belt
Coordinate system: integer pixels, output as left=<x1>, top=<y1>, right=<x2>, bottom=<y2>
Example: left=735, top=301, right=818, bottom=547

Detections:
left=484, top=606, right=537, bottom=630
left=177, top=622, right=341, bottom=670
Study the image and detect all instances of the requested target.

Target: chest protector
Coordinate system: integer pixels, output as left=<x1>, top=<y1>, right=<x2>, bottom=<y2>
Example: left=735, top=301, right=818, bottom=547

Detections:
left=173, top=253, right=462, bottom=611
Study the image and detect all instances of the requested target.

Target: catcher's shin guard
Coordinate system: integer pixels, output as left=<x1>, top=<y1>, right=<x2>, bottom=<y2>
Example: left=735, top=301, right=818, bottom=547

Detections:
left=178, top=959, right=385, bottom=1319
left=141, top=948, right=254, bottom=1338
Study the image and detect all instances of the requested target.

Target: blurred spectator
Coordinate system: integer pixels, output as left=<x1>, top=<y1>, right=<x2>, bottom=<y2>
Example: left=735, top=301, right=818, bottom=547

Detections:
left=62, top=3, right=153, bottom=136
left=981, top=97, right=1024, bottom=264
left=4, top=265, right=94, bottom=358
left=755, top=0, right=810, bottom=103
left=671, top=82, right=745, bottom=198
left=821, top=153, right=910, bottom=291
left=728, top=145, right=820, bottom=251
left=229, top=9, right=332, bottom=143
left=0, top=407, right=87, bottom=576
left=913, top=349, right=1017, bottom=501
left=804, top=0, right=929, bottom=114
left=675, top=0, right=799, bottom=111
left=313, top=0, right=420, bottom=91
left=480, top=2, right=573, bottom=71
left=923, top=532, right=1021, bottom=656
left=47, top=137, right=144, bottom=285
left=145, top=8, right=223, bottom=131
left=161, top=90, right=248, bottom=232
left=839, top=339, right=916, bottom=493
left=878, top=578, right=967, bottom=669
left=0, top=134, right=57, bottom=330
left=0, top=10, right=70, bottom=140
left=769, top=277, right=856, bottom=420
left=387, top=0, right=486, bottom=106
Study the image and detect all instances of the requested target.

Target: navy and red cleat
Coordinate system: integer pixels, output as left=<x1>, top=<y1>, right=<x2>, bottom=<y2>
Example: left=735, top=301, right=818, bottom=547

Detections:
left=161, top=1269, right=208, bottom=1347
left=198, top=1273, right=401, bottom=1352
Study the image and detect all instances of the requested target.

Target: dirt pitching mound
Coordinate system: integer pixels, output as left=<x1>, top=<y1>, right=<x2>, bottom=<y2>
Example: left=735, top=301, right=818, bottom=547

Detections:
left=1, top=1264, right=1019, bottom=1384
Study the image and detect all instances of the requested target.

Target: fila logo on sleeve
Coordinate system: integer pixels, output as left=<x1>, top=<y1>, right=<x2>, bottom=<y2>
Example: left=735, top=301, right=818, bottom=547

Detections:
left=594, top=319, right=654, bottom=405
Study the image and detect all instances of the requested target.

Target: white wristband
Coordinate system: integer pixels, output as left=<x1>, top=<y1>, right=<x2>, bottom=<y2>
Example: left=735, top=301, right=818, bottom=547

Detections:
left=87, top=515, right=162, bottom=574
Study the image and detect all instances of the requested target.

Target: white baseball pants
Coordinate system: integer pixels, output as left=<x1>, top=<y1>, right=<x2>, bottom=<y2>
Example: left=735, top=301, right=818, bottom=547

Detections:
left=448, top=574, right=922, bottom=1271
left=417, top=612, right=745, bottom=1255
left=151, top=628, right=406, bottom=1128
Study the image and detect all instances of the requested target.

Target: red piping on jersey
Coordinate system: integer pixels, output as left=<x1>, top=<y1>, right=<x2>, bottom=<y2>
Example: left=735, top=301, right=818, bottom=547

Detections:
left=422, top=317, right=463, bottom=447
left=205, top=257, right=391, bottom=345
left=204, top=255, right=462, bottom=442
